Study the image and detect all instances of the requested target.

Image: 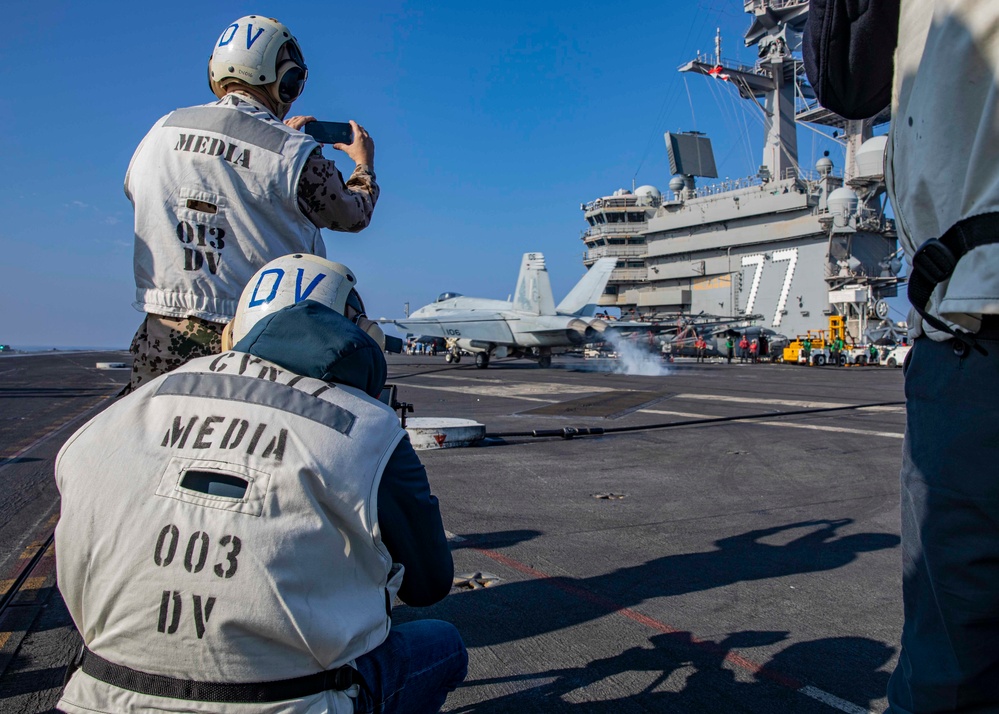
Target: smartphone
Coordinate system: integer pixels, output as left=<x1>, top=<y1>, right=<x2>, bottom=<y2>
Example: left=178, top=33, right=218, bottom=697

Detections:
left=303, top=121, right=354, bottom=145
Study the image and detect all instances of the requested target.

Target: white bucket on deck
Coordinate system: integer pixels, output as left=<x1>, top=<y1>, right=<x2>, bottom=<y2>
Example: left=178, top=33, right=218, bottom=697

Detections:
left=405, top=417, right=485, bottom=450
left=96, top=362, right=129, bottom=370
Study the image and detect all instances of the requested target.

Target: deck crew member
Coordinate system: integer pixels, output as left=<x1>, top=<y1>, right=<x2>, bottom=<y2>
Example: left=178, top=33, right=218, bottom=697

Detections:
left=55, top=254, right=466, bottom=713
left=801, top=338, right=812, bottom=365
left=807, top=2, right=999, bottom=710
left=126, top=15, right=379, bottom=392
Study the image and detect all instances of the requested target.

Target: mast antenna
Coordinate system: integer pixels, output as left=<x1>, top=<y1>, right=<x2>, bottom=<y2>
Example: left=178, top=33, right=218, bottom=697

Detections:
left=715, top=27, right=721, bottom=67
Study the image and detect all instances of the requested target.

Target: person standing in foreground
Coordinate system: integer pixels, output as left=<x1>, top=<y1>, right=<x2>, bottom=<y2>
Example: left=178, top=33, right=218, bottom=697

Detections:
left=807, top=1, right=999, bottom=710
left=56, top=254, right=466, bottom=713
left=126, top=15, right=380, bottom=392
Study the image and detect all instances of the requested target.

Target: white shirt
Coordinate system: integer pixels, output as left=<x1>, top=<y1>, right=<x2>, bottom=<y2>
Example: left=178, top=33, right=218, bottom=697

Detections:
left=888, top=0, right=999, bottom=337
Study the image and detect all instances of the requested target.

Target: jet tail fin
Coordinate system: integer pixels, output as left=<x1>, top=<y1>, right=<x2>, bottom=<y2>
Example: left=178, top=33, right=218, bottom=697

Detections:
left=556, top=257, right=617, bottom=316
left=512, top=253, right=557, bottom=315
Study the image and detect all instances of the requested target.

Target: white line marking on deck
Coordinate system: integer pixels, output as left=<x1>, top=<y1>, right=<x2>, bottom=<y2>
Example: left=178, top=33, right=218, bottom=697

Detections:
left=756, top=421, right=904, bottom=439
left=395, top=382, right=905, bottom=438
left=857, top=405, right=905, bottom=413
left=396, top=383, right=550, bottom=402
left=640, top=409, right=716, bottom=419
left=445, top=531, right=466, bottom=542
left=799, top=685, right=873, bottom=713
left=675, top=394, right=849, bottom=409
left=638, top=410, right=904, bottom=439
left=0, top=398, right=107, bottom=475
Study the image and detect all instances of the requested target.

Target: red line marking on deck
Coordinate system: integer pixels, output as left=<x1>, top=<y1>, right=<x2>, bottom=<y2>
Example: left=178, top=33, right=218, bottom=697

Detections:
left=475, top=546, right=803, bottom=691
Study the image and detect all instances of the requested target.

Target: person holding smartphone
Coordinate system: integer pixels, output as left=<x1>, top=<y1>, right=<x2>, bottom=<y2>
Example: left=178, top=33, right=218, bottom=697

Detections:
left=124, top=15, right=380, bottom=392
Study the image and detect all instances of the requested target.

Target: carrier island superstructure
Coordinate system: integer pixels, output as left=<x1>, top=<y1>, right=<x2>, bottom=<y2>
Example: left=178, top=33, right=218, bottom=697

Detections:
left=580, top=0, right=901, bottom=343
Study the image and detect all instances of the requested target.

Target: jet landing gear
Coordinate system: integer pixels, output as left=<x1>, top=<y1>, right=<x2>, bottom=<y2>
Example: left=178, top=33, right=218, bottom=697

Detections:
left=529, top=348, right=553, bottom=368
left=445, top=350, right=461, bottom=364
left=475, top=352, right=490, bottom=369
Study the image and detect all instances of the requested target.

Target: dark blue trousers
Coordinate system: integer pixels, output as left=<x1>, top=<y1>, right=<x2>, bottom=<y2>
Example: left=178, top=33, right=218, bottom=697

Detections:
left=354, top=620, right=467, bottom=714
left=887, top=336, right=999, bottom=712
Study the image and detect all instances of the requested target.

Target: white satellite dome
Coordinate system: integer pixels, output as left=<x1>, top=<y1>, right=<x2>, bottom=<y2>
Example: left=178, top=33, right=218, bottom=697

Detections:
left=634, top=185, right=662, bottom=205
left=816, top=156, right=834, bottom=176
left=613, top=188, right=633, bottom=196
left=669, top=176, right=686, bottom=193
left=855, top=135, right=888, bottom=178
left=828, top=187, right=859, bottom=217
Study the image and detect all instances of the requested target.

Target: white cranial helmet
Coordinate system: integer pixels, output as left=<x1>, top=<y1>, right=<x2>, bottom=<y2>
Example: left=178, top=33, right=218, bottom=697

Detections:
left=208, top=15, right=308, bottom=104
left=227, top=254, right=356, bottom=348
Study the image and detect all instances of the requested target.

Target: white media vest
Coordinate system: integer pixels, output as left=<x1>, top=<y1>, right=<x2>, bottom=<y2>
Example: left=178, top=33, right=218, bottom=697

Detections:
left=55, top=352, right=406, bottom=714
left=127, top=95, right=325, bottom=323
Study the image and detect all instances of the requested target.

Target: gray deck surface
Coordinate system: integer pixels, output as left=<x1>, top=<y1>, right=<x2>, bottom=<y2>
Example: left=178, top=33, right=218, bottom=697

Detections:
left=0, top=351, right=905, bottom=713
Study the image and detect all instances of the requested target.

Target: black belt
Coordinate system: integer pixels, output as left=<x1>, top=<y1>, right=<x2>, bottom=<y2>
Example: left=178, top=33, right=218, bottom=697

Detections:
left=77, top=646, right=367, bottom=703
left=907, top=212, right=999, bottom=355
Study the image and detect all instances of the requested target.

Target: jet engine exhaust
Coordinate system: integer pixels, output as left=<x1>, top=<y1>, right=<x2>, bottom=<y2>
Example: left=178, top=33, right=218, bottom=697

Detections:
left=587, top=319, right=610, bottom=334
left=566, top=319, right=597, bottom=344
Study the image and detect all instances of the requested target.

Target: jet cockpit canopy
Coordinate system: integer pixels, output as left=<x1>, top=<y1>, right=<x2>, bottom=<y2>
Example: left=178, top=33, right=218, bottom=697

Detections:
left=436, top=292, right=463, bottom=302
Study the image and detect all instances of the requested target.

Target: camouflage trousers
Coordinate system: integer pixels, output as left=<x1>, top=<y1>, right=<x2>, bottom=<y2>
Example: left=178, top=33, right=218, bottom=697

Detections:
left=127, top=314, right=224, bottom=392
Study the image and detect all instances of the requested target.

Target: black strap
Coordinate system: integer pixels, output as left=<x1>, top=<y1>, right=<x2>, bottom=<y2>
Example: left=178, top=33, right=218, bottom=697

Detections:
left=907, top=213, right=999, bottom=355
left=79, top=647, right=366, bottom=703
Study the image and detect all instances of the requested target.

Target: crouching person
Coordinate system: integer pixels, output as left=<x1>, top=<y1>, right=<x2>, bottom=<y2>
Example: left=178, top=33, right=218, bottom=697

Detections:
left=55, top=254, right=467, bottom=713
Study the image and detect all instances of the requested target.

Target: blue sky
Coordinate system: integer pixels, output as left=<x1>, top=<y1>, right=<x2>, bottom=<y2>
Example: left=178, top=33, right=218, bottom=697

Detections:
left=1, top=0, right=858, bottom=348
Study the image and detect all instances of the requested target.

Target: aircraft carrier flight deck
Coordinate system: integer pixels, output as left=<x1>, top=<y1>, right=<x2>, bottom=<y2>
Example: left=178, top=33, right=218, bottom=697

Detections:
left=0, top=350, right=905, bottom=713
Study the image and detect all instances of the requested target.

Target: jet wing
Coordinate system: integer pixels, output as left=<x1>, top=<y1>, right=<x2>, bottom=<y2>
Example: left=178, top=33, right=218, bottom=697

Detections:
left=386, top=311, right=517, bottom=344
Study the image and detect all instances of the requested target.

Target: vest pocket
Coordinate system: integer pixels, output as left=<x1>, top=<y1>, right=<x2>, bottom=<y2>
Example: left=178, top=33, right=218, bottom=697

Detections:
left=179, top=470, right=249, bottom=498
left=156, top=457, right=271, bottom=516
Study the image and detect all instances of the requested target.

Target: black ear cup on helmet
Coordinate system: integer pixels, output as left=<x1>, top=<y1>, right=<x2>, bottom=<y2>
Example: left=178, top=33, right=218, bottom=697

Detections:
left=346, top=288, right=367, bottom=323
left=275, top=62, right=307, bottom=103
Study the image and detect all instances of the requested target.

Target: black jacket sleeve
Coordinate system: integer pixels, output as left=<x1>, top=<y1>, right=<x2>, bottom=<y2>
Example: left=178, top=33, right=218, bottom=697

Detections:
left=377, top=436, right=454, bottom=606
left=803, top=0, right=901, bottom=119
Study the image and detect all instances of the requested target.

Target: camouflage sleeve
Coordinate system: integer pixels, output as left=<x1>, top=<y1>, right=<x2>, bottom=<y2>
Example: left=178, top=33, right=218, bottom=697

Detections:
left=297, top=150, right=380, bottom=232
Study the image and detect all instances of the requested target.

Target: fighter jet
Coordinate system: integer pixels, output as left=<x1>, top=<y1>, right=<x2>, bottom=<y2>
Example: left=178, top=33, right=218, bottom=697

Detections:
left=387, top=253, right=636, bottom=368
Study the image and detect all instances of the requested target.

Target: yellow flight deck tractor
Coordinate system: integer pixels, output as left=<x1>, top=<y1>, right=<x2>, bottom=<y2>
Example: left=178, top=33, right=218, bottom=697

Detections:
left=782, top=316, right=852, bottom=366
